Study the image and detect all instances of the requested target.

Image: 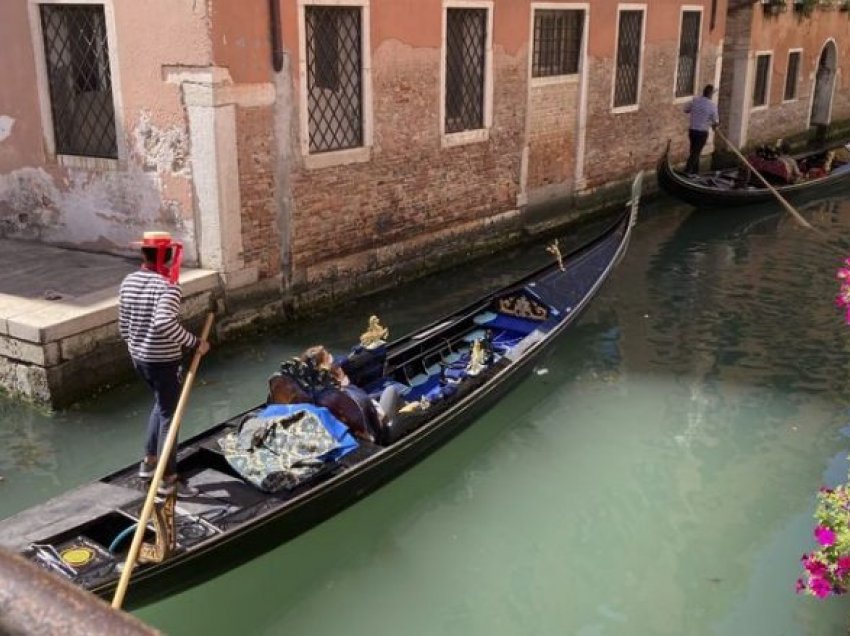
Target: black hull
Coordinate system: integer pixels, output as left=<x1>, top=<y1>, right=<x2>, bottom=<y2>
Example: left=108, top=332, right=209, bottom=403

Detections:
left=657, top=144, right=850, bottom=208
left=95, top=337, right=547, bottom=608
left=0, top=176, right=640, bottom=608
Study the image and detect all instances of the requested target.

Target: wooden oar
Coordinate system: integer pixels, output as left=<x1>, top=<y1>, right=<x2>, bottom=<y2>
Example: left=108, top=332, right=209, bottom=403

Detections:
left=713, top=128, right=813, bottom=229
left=111, top=312, right=215, bottom=609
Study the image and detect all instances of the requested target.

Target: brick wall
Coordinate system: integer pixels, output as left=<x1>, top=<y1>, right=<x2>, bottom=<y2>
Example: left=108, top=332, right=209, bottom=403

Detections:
left=236, top=106, right=281, bottom=280
left=286, top=41, right=526, bottom=292
left=583, top=42, right=722, bottom=188
left=526, top=79, right=580, bottom=195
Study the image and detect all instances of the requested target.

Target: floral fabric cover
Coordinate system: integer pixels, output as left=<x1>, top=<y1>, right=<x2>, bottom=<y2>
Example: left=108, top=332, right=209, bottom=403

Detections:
left=218, top=403, right=358, bottom=493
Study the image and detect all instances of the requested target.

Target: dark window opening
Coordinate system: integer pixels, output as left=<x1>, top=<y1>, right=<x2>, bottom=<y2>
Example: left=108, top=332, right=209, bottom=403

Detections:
left=39, top=4, right=116, bottom=159
left=305, top=6, right=363, bottom=153
left=784, top=51, right=800, bottom=101
left=675, top=11, right=701, bottom=98
left=445, top=8, right=487, bottom=134
left=753, top=53, right=771, bottom=107
left=613, top=10, right=643, bottom=108
left=532, top=9, right=584, bottom=78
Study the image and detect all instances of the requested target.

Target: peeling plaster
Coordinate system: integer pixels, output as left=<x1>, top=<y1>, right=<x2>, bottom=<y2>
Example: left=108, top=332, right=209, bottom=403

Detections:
left=0, top=166, right=194, bottom=256
left=0, top=116, right=14, bottom=143
left=132, top=112, right=191, bottom=177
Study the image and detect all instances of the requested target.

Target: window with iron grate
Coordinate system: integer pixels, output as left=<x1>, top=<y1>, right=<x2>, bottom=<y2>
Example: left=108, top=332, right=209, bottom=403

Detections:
left=784, top=50, right=801, bottom=101
left=39, top=4, right=116, bottom=159
left=613, top=9, right=644, bottom=109
left=532, top=9, right=584, bottom=78
left=753, top=53, right=771, bottom=107
left=445, top=8, right=487, bottom=134
left=675, top=10, right=701, bottom=98
left=305, top=6, right=363, bottom=153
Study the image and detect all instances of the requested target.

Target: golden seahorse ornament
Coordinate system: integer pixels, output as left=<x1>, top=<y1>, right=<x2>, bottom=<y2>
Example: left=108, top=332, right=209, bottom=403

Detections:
left=547, top=239, right=565, bottom=271
left=360, top=315, right=389, bottom=349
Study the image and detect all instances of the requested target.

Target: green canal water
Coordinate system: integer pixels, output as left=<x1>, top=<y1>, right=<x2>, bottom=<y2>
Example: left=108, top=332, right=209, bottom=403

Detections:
left=3, top=191, right=850, bottom=635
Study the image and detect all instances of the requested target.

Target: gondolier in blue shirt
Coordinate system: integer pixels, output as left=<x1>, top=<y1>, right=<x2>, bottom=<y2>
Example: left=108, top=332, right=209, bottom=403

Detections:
left=683, top=84, right=720, bottom=175
left=119, top=231, right=210, bottom=498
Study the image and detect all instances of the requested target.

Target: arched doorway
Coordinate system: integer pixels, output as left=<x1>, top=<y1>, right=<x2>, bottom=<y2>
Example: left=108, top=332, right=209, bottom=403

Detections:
left=810, top=41, right=837, bottom=127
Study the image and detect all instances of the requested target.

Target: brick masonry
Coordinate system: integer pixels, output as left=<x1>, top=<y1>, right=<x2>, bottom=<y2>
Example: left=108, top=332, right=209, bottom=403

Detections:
left=236, top=106, right=282, bottom=280
left=285, top=40, right=526, bottom=296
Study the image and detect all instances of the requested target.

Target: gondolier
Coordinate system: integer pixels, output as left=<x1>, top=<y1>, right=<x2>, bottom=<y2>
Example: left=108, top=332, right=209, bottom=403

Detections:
left=118, top=231, right=210, bottom=498
left=683, top=84, right=720, bottom=175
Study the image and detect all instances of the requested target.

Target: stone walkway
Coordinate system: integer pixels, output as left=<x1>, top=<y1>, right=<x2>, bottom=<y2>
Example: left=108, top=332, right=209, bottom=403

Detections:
left=0, top=238, right=219, bottom=406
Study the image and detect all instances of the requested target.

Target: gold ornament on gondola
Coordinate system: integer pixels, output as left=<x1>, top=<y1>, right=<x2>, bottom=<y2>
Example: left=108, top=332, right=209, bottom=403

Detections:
left=466, top=339, right=486, bottom=376
left=139, top=492, right=176, bottom=564
left=547, top=239, right=565, bottom=271
left=360, top=315, right=389, bottom=349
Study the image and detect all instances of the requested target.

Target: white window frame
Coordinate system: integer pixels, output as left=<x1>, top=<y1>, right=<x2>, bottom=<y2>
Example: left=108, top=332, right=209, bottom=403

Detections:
left=297, top=0, right=373, bottom=170
left=528, top=3, right=588, bottom=88
left=673, top=5, right=703, bottom=104
left=28, top=0, right=125, bottom=170
left=783, top=47, right=803, bottom=103
left=440, top=0, right=494, bottom=148
left=610, top=3, right=647, bottom=114
left=751, top=50, right=773, bottom=111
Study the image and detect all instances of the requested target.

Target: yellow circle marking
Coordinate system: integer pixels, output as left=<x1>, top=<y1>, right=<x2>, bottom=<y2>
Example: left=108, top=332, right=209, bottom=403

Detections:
left=61, top=546, right=94, bottom=567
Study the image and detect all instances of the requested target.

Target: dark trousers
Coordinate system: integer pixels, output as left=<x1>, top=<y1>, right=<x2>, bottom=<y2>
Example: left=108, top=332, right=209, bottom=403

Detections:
left=686, top=129, right=709, bottom=174
left=133, top=359, right=182, bottom=476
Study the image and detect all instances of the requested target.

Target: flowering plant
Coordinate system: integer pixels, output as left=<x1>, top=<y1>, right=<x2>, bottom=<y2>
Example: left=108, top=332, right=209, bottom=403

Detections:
left=798, top=487, right=850, bottom=597
left=797, top=262, right=850, bottom=597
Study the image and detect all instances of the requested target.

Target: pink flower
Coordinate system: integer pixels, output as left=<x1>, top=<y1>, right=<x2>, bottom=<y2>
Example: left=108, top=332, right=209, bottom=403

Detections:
left=810, top=576, right=832, bottom=598
left=804, top=555, right=828, bottom=576
left=815, top=526, right=837, bottom=546
left=837, top=556, right=850, bottom=578
left=796, top=578, right=807, bottom=594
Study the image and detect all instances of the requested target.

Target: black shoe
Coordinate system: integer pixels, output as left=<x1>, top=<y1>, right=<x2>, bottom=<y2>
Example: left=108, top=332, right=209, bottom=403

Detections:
left=138, top=461, right=156, bottom=480
left=157, top=479, right=200, bottom=498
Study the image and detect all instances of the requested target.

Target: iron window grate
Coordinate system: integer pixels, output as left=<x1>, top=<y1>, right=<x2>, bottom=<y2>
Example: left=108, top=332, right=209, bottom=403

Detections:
left=532, top=9, right=584, bottom=78
left=614, top=10, right=643, bottom=108
left=445, top=8, right=486, bottom=134
left=675, top=11, right=701, bottom=98
left=305, top=6, right=363, bottom=154
left=39, top=4, right=117, bottom=159
left=784, top=51, right=800, bottom=100
left=753, top=54, right=771, bottom=107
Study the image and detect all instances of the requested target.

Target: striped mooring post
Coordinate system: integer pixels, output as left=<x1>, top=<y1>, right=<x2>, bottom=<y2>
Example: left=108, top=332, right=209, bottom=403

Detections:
left=0, top=548, right=159, bottom=635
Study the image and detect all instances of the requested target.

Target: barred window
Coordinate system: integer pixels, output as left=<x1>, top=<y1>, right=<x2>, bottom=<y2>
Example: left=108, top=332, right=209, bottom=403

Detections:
left=613, top=9, right=644, bottom=109
left=784, top=50, right=801, bottom=101
left=532, top=9, right=584, bottom=78
left=305, top=6, right=363, bottom=153
left=675, top=11, right=701, bottom=98
left=39, top=4, right=116, bottom=159
left=753, top=53, right=771, bottom=107
left=445, top=8, right=487, bottom=134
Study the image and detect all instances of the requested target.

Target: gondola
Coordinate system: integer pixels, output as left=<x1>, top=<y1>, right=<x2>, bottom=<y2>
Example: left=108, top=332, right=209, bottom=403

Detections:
left=657, top=140, right=850, bottom=208
left=0, top=174, right=642, bottom=609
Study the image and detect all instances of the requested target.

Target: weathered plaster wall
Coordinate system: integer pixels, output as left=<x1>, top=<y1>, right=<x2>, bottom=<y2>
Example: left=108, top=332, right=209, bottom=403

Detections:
left=0, top=0, right=211, bottom=261
left=745, top=6, right=850, bottom=145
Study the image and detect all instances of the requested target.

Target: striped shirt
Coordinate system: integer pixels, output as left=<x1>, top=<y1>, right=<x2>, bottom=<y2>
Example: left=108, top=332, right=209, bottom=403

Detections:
left=118, top=269, right=198, bottom=363
left=684, top=96, right=719, bottom=132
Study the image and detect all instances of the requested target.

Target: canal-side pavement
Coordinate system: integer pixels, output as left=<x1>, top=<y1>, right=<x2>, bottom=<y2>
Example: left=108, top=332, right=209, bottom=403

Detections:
left=0, top=238, right=219, bottom=408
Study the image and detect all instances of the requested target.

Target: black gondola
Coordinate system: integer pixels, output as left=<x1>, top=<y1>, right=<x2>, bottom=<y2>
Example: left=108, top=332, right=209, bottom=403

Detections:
left=0, top=174, right=642, bottom=609
left=657, top=140, right=850, bottom=208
